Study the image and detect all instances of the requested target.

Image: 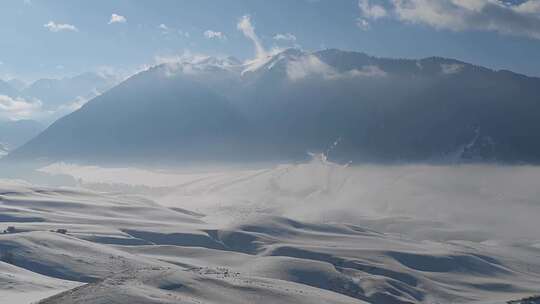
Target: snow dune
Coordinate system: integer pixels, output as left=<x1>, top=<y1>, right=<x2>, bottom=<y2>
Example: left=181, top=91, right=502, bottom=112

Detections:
left=0, top=160, right=539, bottom=303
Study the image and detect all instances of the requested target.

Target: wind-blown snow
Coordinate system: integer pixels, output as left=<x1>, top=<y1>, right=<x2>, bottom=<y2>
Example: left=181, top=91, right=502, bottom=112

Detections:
left=40, top=160, right=540, bottom=240
left=1, top=160, right=539, bottom=303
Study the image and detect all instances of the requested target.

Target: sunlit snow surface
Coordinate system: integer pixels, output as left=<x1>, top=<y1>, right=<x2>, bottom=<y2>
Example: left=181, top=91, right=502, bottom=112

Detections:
left=1, top=159, right=539, bottom=303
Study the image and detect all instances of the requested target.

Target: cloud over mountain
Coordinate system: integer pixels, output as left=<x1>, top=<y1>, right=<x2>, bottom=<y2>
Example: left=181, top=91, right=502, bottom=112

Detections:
left=0, top=95, right=42, bottom=121
left=359, top=0, right=540, bottom=39
left=237, top=15, right=266, bottom=59
left=8, top=48, right=540, bottom=164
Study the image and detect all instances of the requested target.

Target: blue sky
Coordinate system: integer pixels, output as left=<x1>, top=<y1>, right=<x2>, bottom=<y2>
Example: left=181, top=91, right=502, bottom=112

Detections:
left=1, top=0, right=540, bottom=81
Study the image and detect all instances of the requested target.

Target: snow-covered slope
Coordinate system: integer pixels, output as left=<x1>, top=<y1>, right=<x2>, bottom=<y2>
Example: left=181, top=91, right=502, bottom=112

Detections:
left=1, top=160, right=540, bottom=303
left=38, top=265, right=364, bottom=304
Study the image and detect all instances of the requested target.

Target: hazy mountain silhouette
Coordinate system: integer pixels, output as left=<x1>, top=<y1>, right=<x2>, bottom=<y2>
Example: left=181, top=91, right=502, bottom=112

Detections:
left=6, top=78, right=27, bottom=91
left=0, top=120, right=44, bottom=150
left=0, top=80, right=20, bottom=97
left=9, top=49, right=540, bottom=164
left=23, top=72, right=117, bottom=108
left=10, top=65, right=256, bottom=163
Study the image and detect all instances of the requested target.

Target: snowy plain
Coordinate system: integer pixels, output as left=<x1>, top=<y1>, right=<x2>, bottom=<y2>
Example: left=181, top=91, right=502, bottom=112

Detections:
left=0, top=157, right=539, bottom=303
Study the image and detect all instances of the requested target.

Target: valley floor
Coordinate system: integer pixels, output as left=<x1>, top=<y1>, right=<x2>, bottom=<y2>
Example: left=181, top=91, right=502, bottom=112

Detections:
left=1, top=160, right=540, bottom=303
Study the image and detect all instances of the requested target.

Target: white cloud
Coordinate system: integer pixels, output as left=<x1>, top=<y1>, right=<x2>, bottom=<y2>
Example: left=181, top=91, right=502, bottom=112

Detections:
left=357, top=18, right=371, bottom=30
left=159, top=24, right=169, bottom=31
left=109, top=13, right=127, bottom=24
left=360, top=0, right=540, bottom=40
left=154, top=51, right=210, bottom=66
left=54, top=97, right=88, bottom=114
left=514, top=0, right=540, bottom=14
left=237, top=15, right=266, bottom=59
left=359, top=0, right=388, bottom=19
left=204, top=30, right=226, bottom=40
left=348, top=65, right=388, bottom=78
left=0, top=95, right=43, bottom=121
left=43, top=21, right=78, bottom=32
left=357, top=0, right=388, bottom=30
left=441, top=63, right=465, bottom=74
left=287, top=54, right=387, bottom=81
left=153, top=50, right=242, bottom=78
left=154, top=51, right=207, bottom=76
left=0, top=93, right=102, bottom=122
left=286, top=55, right=335, bottom=81
left=93, top=65, right=139, bottom=84
left=273, top=33, right=297, bottom=41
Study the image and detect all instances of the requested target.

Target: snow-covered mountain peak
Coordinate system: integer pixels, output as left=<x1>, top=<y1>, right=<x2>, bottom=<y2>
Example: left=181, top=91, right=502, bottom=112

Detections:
left=155, top=54, right=244, bottom=77
left=241, top=48, right=308, bottom=75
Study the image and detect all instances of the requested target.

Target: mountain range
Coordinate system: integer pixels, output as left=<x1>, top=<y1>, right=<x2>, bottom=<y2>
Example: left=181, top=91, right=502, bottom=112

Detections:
left=0, top=72, right=118, bottom=149
left=22, top=72, right=117, bottom=109
left=7, top=49, right=540, bottom=164
left=0, top=79, right=22, bottom=98
left=1, top=72, right=116, bottom=104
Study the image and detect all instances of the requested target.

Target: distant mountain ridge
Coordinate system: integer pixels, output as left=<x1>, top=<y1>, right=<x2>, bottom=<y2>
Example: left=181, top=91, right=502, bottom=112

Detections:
left=22, top=72, right=117, bottom=109
left=8, top=49, right=540, bottom=164
left=6, top=78, right=27, bottom=91
left=0, top=72, right=118, bottom=149
left=1, top=72, right=116, bottom=106
left=0, top=79, right=20, bottom=98
left=0, top=120, right=44, bottom=150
